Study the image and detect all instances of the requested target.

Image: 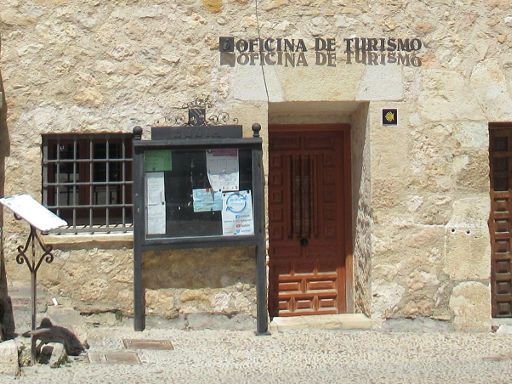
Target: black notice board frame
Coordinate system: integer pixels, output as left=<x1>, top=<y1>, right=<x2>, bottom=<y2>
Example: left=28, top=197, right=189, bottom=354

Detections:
left=132, top=126, right=268, bottom=335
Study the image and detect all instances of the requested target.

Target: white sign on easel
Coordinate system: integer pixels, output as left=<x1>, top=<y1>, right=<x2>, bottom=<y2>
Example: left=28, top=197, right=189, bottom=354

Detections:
left=0, top=194, right=67, bottom=231
left=0, top=193, right=67, bottom=365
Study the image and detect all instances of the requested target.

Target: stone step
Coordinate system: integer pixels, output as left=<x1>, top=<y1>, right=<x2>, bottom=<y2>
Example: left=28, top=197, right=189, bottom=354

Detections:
left=8, top=285, right=48, bottom=299
left=269, top=313, right=373, bottom=332
left=11, top=297, right=47, bottom=306
left=9, top=285, right=52, bottom=315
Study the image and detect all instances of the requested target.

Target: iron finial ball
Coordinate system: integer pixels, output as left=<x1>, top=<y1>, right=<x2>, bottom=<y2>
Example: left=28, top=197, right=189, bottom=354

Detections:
left=252, top=123, right=261, bottom=138
left=133, top=126, right=143, bottom=140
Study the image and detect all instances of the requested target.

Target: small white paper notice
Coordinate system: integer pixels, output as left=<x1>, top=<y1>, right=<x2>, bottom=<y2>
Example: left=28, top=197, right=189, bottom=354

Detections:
left=221, top=190, right=254, bottom=236
left=0, top=194, right=67, bottom=232
left=206, top=149, right=239, bottom=191
left=146, top=172, right=166, bottom=235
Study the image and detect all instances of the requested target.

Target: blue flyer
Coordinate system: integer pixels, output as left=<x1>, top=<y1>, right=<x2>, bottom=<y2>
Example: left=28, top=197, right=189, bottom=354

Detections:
left=192, top=189, right=223, bottom=212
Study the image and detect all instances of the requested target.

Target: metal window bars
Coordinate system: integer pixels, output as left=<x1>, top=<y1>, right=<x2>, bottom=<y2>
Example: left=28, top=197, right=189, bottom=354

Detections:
left=42, top=134, right=133, bottom=234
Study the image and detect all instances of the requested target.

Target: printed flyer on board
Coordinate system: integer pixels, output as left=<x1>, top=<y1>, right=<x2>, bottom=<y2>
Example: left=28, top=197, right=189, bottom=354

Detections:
left=221, top=190, right=254, bottom=236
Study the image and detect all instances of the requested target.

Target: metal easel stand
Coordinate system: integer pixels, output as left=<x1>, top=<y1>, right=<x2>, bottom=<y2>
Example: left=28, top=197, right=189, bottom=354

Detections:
left=15, top=220, right=54, bottom=365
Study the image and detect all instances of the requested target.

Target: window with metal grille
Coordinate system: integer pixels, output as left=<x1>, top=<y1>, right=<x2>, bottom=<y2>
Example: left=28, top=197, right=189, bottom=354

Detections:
left=42, top=134, right=133, bottom=234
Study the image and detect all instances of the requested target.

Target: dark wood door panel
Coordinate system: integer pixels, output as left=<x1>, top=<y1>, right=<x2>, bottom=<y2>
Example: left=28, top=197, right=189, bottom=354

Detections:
left=270, top=259, right=339, bottom=316
left=268, top=127, right=348, bottom=317
left=490, top=125, right=512, bottom=317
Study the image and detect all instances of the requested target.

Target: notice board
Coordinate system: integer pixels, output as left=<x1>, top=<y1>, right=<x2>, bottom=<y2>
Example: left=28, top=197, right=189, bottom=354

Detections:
left=131, top=123, right=267, bottom=335
left=143, top=147, right=254, bottom=239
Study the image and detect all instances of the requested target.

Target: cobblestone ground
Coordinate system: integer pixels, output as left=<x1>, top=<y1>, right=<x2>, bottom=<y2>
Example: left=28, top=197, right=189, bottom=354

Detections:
left=3, top=326, right=512, bottom=384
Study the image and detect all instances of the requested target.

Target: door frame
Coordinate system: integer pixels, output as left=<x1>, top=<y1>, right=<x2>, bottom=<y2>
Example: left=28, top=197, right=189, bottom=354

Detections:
left=268, top=123, right=354, bottom=313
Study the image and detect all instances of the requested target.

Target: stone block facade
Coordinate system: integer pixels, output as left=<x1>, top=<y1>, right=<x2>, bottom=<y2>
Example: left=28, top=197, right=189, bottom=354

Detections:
left=1, top=0, right=511, bottom=330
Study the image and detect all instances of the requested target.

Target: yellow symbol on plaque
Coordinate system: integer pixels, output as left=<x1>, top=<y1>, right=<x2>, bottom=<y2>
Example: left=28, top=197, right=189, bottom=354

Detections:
left=385, top=111, right=395, bottom=123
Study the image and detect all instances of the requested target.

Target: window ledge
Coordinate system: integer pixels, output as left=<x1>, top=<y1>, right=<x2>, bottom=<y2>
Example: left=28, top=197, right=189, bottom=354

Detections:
left=42, top=232, right=133, bottom=248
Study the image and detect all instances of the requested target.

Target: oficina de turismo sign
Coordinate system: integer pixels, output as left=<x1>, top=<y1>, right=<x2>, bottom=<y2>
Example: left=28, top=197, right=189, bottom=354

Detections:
left=219, top=36, right=423, bottom=67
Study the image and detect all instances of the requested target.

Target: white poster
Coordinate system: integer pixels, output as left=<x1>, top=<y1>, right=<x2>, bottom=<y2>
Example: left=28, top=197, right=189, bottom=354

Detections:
left=221, top=190, right=254, bottom=236
left=146, top=172, right=166, bottom=234
left=206, top=148, right=239, bottom=191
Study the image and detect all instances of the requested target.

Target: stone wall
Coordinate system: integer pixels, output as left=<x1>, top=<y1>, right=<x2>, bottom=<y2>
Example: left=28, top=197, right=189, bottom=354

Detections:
left=1, top=0, right=511, bottom=329
left=143, top=248, right=256, bottom=319
left=351, top=103, right=371, bottom=316
left=0, top=40, right=15, bottom=339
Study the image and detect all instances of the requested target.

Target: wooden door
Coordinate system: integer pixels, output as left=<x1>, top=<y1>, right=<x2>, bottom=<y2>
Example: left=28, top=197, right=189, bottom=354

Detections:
left=490, top=125, right=512, bottom=317
left=268, top=125, right=350, bottom=317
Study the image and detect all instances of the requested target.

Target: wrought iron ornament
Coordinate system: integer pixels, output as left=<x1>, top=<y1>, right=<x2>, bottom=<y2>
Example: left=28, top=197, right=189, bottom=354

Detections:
left=153, top=96, right=239, bottom=127
left=16, top=227, right=54, bottom=272
left=15, top=221, right=54, bottom=365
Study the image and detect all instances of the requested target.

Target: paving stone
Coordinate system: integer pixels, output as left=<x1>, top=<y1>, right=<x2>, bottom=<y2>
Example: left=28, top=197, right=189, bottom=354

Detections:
left=270, top=314, right=373, bottom=332
left=483, top=352, right=512, bottom=361
left=123, top=339, right=173, bottom=350
left=46, top=306, right=88, bottom=344
left=186, top=313, right=255, bottom=330
left=38, top=343, right=68, bottom=368
left=87, top=351, right=140, bottom=365
left=0, top=340, right=20, bottom=376
left=47, top=306, right=84, bottom=329
left=495, top=324, right=512, bottom=334
left=10, top=327, right=512, bottom=383
left=144, top=314, right=187, bottom=330
left=380, top=317, right=454, bottom=332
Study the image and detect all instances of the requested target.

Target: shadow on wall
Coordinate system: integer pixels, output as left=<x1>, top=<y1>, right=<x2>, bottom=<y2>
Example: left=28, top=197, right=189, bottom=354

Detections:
left=142, top=246, right=256, bottom=289
left=350, top=102, right=372, bottom=317
left=0, top=35, right=14, bottom=339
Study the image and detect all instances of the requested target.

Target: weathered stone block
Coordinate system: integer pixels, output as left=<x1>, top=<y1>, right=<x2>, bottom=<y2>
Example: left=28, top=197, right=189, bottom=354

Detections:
left=452, top=121, right=489, bottom=150
left=371, top=279, right=405, bottom=318
left=234, top=65, right=283, bottom=102
left=371, top=126, right=409, bottom=178
left=470, top=59, right=512, bottom=121
left=372, top=224, right=450, bottom=319
left=270, top=63, right=364, bottom=102
left=372, top=177, right=405, bottom=211
left=356, top=65, right=404, bottom=101
left=261, top=0, right=289, bottom=11
left=447, top=195, right=490, bottom=229
left=413, top=194, right=454, bottom=225
left=145, top=289, right=178, bottom=319
left=453, top=150, right=490, bottom=193
left=419, top=70, right=484, bottom=121
left=0, top=340, right=19, bottom=376
left=449, top=281, right=491, bottom=331
left=444, top=197, right=491, bottom=281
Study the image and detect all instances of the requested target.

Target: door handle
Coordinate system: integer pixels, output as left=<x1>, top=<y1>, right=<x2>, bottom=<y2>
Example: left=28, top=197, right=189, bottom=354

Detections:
left=300, top=238, right=308, bottom=246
